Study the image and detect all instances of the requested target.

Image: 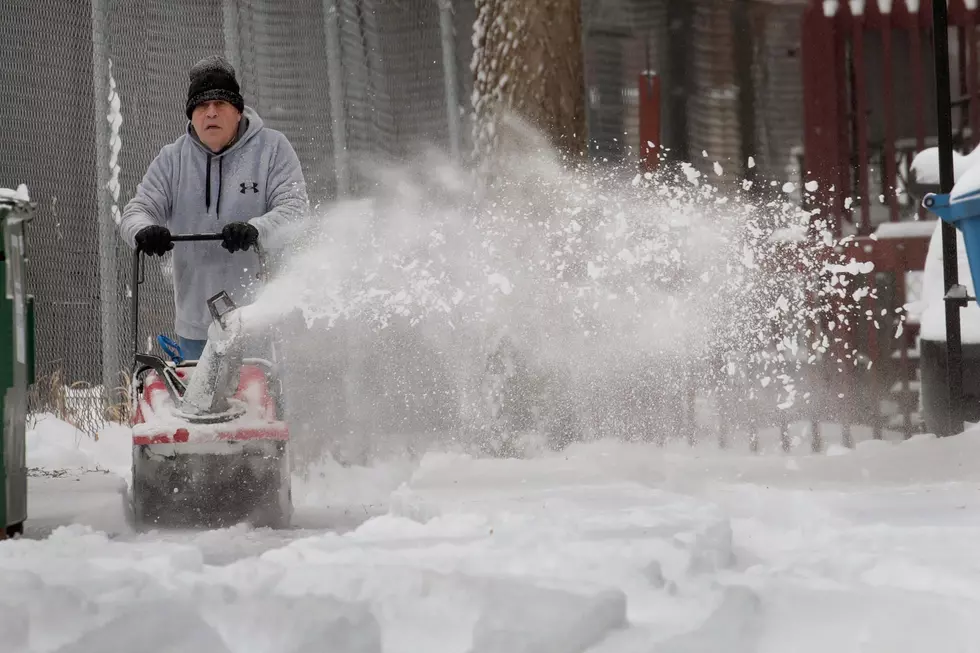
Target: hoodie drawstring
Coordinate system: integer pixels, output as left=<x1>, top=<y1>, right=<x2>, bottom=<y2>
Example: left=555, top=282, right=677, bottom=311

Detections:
left=204, top=154, right=223, bottom=219
left=216, top=156, right=223, bottom=219
left=205, top=155, right=212, bottom=213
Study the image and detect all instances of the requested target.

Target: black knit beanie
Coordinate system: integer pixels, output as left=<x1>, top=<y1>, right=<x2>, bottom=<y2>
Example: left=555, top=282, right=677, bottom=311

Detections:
left=185, top=55, right=245, bottom=119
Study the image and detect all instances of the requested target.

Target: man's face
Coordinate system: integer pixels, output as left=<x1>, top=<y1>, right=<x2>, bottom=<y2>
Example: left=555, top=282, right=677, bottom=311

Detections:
left=191, top=100, right=241, bottom=152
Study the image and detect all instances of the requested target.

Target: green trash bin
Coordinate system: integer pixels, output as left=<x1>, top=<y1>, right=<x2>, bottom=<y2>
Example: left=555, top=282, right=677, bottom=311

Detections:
left=1, top=186, right=35, bottom=539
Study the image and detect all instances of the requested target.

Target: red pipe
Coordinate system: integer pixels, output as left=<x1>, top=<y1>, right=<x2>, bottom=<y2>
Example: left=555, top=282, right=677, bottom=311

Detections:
left=638, top=72, right=661, bottom=172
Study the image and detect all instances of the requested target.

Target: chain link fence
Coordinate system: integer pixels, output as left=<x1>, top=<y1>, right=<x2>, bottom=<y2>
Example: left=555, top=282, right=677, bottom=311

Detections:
left=0, top=0, right=105, bottom=427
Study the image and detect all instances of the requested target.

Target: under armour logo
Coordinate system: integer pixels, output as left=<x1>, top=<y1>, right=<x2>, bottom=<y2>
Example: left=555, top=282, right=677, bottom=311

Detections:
left=240, top=182, right=259, bottom=194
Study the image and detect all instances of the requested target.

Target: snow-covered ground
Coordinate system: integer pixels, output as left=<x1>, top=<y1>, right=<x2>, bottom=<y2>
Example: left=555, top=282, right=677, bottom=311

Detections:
left=5, top=414, right=980, bottom=652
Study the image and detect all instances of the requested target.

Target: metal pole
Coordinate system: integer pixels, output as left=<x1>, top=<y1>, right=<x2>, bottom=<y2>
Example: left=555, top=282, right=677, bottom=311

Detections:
left=665, top=0, right=693, bottom=163
left=324, top=0, right=351, bottom=197
left=580, top=0, right=594, bottom=158
left=222, top=0, right=243, bottom=76
left=732, top=0, right=756, bottom=181
left=91, top=0, right=122, bottom=400
left=438, top=0, right=462, bottom=163
left=933, top=0, right=965, bottom=437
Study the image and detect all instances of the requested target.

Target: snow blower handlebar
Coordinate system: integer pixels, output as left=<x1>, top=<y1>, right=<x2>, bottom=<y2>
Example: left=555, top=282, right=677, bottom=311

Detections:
left=131, top=232, right=267, bottom=361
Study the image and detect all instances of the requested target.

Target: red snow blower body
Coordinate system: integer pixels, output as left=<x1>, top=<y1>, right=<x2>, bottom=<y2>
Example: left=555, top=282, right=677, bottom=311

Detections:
left=128, top=233, right=291, bottom=530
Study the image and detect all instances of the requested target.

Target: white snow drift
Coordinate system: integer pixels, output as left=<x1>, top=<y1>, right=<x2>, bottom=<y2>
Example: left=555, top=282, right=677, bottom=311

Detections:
left=6, top=415, right=980, bottom=652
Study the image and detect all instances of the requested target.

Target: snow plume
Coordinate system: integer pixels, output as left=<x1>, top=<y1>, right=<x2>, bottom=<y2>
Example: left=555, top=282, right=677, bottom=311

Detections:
left=245, top=115, right=876, bottom=462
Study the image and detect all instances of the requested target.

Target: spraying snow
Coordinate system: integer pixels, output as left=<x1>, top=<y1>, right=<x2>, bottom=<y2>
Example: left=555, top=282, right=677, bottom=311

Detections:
left=235, top=115, right=875, bottom=462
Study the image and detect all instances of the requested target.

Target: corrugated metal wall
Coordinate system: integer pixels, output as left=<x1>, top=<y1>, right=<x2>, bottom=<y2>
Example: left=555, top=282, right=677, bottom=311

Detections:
left=583, top=0, right=672, bottom=162
left=582, top=0, right=806, bottom=186
left=751, top=0, right=806, bottom=182
left=689, top=0, right=742, bottom=177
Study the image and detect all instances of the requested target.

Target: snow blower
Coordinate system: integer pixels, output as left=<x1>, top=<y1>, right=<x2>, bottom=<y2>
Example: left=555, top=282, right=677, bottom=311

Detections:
left=128, top=233, right=291, bottom=530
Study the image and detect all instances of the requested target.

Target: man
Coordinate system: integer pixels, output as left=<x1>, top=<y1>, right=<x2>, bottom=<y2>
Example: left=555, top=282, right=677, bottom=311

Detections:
left=120, top=55, right=309, bottom=360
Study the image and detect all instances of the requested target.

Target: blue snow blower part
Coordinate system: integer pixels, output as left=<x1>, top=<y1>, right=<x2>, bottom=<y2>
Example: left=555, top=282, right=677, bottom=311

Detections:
left=157, top=335, right=185, bottom=364
left=923, top=190, right=980, bottom=307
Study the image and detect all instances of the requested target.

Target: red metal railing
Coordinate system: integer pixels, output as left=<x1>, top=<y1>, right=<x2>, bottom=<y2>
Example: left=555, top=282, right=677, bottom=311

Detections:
left=800, top=1, right=980, bottom=439
left=802, top=0, right=980, bottom=236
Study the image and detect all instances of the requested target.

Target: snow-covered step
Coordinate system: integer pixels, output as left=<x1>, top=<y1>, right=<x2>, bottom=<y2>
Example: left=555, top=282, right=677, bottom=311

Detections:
left=888, top=412, right=923, bottom=431
left=890, top=347, right=920, bottom=361
left=890, top=380, right=922, bottom=394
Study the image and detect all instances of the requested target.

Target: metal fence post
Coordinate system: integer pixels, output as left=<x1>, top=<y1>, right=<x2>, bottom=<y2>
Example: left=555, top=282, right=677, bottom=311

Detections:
left=438, top=0, right=462, bottom=163
left=932, top=0, right=965, bottom=438
left=222, top=0, right=243, bottom=75
left=732, top=0, right=756, bottom=182
left=91, top=0, right=122, bottom=402
left=323, top=0, right=350, bottom=198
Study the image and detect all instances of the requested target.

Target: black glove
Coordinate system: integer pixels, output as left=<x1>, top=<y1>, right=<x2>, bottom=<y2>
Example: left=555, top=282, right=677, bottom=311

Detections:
left=134, top=225, right=173, bottom=256
left=221, top=221, right=259, bottom=253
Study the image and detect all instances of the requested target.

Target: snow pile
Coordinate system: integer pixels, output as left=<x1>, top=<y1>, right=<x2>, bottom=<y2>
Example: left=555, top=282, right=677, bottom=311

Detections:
left=26, top=414, right=131, bottom=480
left=54, top=596, right=383, bottom=653
left=0, top=183, right=30, bottom=203
left=289, top=452, right=418, bottom=530
left=0, top=474, right=727, bottom=652
left=914, top=219, right=980, bottom=342
left=19, top=415, right=133, bottom=536
left=12, top=426, right=980, bottom=651
left=909, top=143, right=980, bottom=186
left=907, top=141, right=980, bottom=343
left=241, top=114, right=876, bottom=459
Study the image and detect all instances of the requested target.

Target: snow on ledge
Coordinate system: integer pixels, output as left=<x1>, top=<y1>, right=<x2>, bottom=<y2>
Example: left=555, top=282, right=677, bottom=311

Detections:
left=824, top=0, right=937, bottom=15
left=0, top=183, right=30, bottom=204
left=873, top=220, right=938, bottom=239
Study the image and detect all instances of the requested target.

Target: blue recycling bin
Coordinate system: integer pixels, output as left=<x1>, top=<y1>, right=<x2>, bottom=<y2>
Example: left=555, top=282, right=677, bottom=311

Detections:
left=923, top=190, right=980, bottom=307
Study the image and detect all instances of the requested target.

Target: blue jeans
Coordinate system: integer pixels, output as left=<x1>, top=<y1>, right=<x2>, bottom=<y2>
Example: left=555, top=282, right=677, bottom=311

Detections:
left=177, top=335, right=273, bottom=361
left=178, top=336, right=207, bottom=361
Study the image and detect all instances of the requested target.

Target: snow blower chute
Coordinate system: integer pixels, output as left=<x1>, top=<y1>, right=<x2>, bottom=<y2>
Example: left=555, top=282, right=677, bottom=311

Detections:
left=128, top=233, right=291, bottom=530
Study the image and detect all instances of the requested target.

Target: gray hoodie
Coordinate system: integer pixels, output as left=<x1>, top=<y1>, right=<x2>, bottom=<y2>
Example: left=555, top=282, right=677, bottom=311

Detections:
left=120, top=106, right=309, bottom=340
